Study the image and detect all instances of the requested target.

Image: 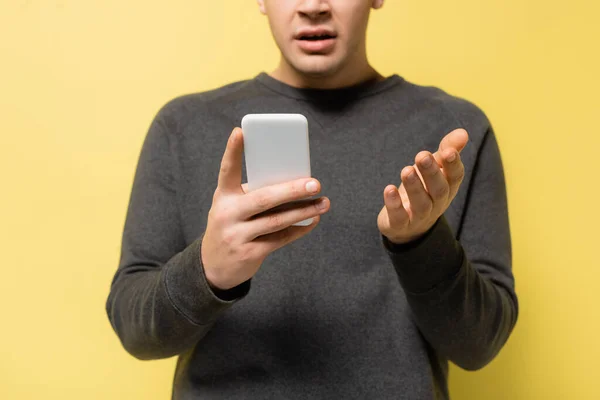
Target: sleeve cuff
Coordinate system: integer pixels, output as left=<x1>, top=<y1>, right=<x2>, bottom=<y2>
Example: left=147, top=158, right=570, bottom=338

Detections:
left=163, top=235, right=251, bottom=326
left=381, top=214, right=465, bottom=293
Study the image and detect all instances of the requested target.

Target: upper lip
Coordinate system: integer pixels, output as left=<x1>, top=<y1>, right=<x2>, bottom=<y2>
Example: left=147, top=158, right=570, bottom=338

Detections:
left=295, top=27, right=337, bottom=40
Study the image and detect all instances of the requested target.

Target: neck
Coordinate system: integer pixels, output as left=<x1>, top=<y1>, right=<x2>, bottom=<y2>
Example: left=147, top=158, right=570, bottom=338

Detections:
left=270, top=53, right=383, bottom=90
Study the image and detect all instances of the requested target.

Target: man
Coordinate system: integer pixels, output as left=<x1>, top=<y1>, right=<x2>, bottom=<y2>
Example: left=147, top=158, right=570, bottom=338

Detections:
left=106, top=0, right=518, bottom=399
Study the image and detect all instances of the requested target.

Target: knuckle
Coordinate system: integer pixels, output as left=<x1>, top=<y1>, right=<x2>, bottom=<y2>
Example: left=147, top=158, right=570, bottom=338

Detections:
left=253, top=193, right=270, bottom=209
left=453, top=159, right=465, bottom=172
left=452, top=158, right=465, bottom=171
left=219, top=161, right=230, bottom=176
left=415, top=199, right=433, bottom=215
left=222, top=227, right=238, bottom=246
left=450, top=167, right=465, bottom=184
left=425, top=202, right=434, bottom=215
left=266, top=213, right=284, bottom=230
left=289, top=181, right=303, bottom=199
left=209, top=208, right=227, bottom=225
left=210, top=200, right=238, bottom=225
left=422, top=164, right=437, bottom=177
left=424, top=198, right=434, bottom=212
left=430, top=183, right=449, bottom=199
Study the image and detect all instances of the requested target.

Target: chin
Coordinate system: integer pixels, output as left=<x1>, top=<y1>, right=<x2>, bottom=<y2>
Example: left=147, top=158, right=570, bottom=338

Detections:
left=290, top=54, right=345, bottom=78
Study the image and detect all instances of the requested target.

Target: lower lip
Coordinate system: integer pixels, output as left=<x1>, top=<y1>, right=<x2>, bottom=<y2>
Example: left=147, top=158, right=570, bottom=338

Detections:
left=295, top=38, right=336, bottom=53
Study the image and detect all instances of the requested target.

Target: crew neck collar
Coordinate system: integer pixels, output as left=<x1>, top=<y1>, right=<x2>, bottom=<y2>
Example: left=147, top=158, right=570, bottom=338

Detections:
left=254, top=72, right=403, bottom=102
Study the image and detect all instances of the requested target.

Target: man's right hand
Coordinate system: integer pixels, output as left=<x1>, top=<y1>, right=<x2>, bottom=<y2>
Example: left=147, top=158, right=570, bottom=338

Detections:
left=201, top=127, right=330, bottom=291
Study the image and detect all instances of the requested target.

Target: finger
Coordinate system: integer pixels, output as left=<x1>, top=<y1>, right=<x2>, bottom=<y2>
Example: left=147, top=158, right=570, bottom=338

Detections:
left=240, top=178, right=321, bottom=219
left=243, top=197, right=329, bottom=240
left=433, top=128, right=469, bottom=165
left=415, top=151, right=450, bottom=209
left=401, top=166, right=432, bottom=219
left=440, top=148, right=465, bottom=199
left=439, top=128, right=469, bottom=152
left=241, top=182, right=249, bottom=194
left=253, top=215, right=321, bottom=255
left=412, top=162, right=427, bottom=187
left=383, top=184, right=409, bottom=228
left=217, top=128, right=244, bottom=193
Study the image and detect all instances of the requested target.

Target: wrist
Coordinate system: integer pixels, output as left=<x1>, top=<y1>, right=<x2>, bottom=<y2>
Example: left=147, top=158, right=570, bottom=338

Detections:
left=200, top=234, right=231, bottom=290
left=202, top=260, right=251, bottom=301
left=386, top=231, right=425, bottom=246
left=385, top=226, right=431, bottom=246
left=383, top=217, right=442, bottom=251
left=205, top=267, right=252, bottom=301
left=203, top=263, right=233, bottom=291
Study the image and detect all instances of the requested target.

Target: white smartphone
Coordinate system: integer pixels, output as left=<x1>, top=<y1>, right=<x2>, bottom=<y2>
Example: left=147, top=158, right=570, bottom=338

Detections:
left=241, top=113, right=314, bottom=227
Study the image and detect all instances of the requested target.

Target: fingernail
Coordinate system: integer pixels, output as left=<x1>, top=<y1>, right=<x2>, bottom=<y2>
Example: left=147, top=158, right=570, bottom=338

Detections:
left=306, top=180, right=318, bottom=193
left=421, top=156, right=432, bottom=168
left=316, top=198, right=328, bottom=210
left=447, top=152, right=456, bottom=162
left=407, top=171, right=417, bottom=182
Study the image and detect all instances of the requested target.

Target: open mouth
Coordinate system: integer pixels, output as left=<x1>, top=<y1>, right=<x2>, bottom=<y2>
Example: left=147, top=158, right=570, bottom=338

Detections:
left=297, top=34, right=337, bottom=41
left=295, top=29, right=337, bottom=53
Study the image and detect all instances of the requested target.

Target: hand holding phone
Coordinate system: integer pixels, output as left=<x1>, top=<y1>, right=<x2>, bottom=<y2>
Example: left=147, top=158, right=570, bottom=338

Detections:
left=242, top=113, right=315, bottom=226
left=201, top=125, right=330, bottom=291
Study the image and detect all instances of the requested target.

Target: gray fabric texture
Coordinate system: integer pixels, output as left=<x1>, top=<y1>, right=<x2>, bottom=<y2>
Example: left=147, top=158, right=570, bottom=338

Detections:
left=106, top=72, right=518, bottom=399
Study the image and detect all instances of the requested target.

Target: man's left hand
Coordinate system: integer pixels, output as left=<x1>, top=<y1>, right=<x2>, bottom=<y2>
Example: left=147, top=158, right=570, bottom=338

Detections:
left=377, top=128, right=469, bottom=245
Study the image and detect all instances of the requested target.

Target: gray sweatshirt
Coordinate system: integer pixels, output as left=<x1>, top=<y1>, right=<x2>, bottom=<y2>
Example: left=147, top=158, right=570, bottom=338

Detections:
left=106, top=72, right=518, bottom=399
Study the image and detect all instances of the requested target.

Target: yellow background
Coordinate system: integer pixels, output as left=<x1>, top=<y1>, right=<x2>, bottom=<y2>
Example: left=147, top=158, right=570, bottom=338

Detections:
left=1, top=0, right=598, bottom=399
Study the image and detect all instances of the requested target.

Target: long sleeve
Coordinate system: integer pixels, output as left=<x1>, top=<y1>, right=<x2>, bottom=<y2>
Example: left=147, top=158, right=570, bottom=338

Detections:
left=105, top=107, right=251, bottom=360
left=381, top=127, right=518, bottom=371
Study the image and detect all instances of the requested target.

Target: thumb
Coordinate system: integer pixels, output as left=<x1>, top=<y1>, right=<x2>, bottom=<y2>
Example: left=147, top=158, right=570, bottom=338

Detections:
left=217, top=128, right=244, bottom=193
